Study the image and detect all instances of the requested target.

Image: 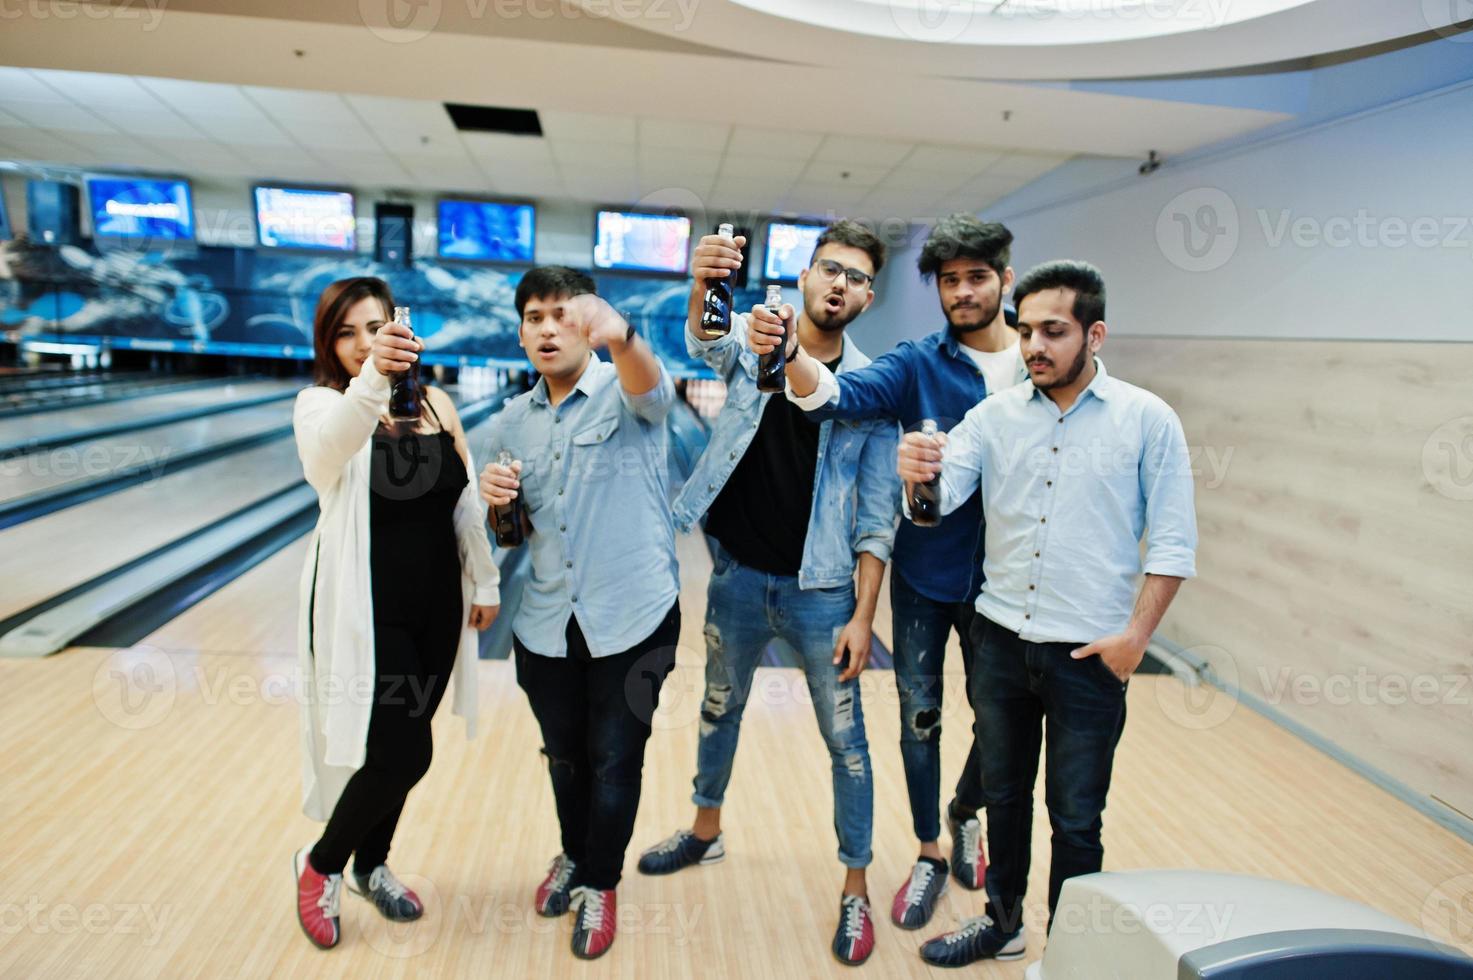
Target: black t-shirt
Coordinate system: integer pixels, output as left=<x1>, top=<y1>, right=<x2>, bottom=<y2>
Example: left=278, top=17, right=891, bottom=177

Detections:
left=704, top=355, right=842, bottom=577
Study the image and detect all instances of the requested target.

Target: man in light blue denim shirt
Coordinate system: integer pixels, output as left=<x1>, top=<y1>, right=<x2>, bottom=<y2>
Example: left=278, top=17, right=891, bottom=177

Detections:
left=898, top=261, right=1197, bottom=968
left=477, top=267, right=680, bottom=961
left=637, top=221, right=899, bottom=966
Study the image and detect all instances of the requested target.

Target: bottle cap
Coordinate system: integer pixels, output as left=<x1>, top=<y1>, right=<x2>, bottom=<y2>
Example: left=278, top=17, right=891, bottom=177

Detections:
left=765, top=284, right=783, bottom=306
left=717, top=223, right=734, bottom=237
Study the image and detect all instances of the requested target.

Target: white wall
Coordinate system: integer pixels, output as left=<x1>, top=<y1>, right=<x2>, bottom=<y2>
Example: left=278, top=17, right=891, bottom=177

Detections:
left=989, top=78, right=1473, bottom=343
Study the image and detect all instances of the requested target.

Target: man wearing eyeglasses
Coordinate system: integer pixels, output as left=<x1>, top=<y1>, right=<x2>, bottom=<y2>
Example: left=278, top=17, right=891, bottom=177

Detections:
left=749, top=214, right=1025, bottom=933
left=637, top=220, right=900, bottom=967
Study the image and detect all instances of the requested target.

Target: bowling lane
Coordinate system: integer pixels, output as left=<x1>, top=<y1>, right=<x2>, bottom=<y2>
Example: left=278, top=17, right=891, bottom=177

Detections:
left=0, top=378, right=297, bottom=454
left=0, top=436, right=304, bottom=622
left=0, top=401, right=293, bottom=507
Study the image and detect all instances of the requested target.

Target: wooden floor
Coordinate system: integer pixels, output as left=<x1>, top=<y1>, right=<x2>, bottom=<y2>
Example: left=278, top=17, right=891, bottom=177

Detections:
left=2, top=532, right=1470, bottom=978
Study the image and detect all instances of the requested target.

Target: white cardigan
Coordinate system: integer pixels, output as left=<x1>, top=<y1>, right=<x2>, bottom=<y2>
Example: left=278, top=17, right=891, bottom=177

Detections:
left=293, top=360, right=500, bottom=821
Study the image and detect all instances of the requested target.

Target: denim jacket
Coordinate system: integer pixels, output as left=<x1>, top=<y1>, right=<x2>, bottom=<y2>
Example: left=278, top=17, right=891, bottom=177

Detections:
left=672, top=312, right=900, bottom=590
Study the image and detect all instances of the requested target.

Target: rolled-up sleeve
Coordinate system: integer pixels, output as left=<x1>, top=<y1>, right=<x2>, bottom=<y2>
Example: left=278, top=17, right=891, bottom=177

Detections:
left=852, top=420, right=901, bottom=562
left=1140, top=409, right=1198, bottom=579
left=619, top=359, right=676, bottom=425
left=685, top=312, right=747, bottom=378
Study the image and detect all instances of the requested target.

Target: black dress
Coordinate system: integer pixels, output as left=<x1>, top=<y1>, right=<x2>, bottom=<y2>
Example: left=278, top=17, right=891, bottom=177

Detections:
left=309, top=406, right=469, bottom=876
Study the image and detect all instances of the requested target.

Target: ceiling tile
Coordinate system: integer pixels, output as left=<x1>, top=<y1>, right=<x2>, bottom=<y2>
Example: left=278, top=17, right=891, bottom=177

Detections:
left=718, top=154, right=808, bottom=182
left=798, top=161, right=891, bottom=187
left=539, top=110, right=637, bottom=144
left=0, top=68, right=69, bottom=103
left=551, top=139, right=634, bottom=167
left=138, top=78, right=263, bottom=118
left=243, top=86, right=353, bottom=122
left=904, top=144, right=1006, bottom=174
left=460, top=132, right=554, bottom=165
left=95, top=109, right=205, bottom=140
left=813, top=136, right=914, bottom=167
left=726, top=125, right=823, bottom=160
left=185, top=114, right=295, bottom=145
left=276, top=118, right=381, bottom=152
left=32, top=70, right=163, bottom=110
left=638, top=117, right=731, bottom=150
left=982, top=151, right=1071, bottom=179
left=0, top=100, right=115, bottom=134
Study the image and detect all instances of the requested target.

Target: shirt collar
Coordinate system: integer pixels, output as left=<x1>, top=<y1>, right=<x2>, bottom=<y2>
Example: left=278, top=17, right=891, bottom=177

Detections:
left=1026, top=356, right=1111, bottom=406
left=530, top=353, right=604, bottom=407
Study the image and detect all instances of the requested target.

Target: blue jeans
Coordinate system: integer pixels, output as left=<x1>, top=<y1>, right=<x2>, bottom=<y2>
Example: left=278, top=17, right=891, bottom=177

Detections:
left=692, top=542, right=874, bottom=869
left=970, top=615, right=1128, bottom=934
left=890, top=571, right=985, bottom=843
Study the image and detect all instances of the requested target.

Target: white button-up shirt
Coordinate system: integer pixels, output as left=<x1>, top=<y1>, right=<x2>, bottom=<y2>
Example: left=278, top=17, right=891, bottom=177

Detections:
left=934, top=358, right=1198, bottom=644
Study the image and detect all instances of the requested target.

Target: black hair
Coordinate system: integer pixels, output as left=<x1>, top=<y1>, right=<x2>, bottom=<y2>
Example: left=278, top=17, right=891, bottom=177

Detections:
left=917, top=213, right=1013, bottom=281
left=1012, top=260, right=1106, bottom=329
left=811, top=219, right=887, bottom=277
left=514, top=265, right=596, bottom=318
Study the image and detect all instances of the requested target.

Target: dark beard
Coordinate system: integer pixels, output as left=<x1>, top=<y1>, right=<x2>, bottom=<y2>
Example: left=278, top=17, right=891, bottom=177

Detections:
left=945, top=293, right=1002, bottom=333
left=1034, top=342, right=1091, bottom=391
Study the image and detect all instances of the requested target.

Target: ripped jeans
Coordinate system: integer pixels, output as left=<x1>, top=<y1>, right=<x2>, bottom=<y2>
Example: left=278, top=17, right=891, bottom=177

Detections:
left=691, top=541, right=873, bottom=868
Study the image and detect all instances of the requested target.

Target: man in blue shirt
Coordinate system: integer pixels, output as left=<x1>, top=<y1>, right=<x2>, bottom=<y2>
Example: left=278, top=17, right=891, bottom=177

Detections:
left=478, top=266, right=681, bottom=961
left=750, top=215, right=1025, bottom=929
left=637, top=221, right=899, bottom=967
left=896, top=260, right=1198, bottom=966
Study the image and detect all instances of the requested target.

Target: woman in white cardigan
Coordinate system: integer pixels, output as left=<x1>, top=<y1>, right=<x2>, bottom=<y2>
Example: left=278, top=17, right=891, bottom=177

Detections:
left=291, top=276, right=500, bottom=950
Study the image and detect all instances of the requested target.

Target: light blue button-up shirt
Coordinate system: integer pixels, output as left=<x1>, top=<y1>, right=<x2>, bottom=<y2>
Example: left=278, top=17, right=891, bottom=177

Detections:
left=484, top=355, right=679, bottom=658
left=934, top=358, right=1197, bottom=644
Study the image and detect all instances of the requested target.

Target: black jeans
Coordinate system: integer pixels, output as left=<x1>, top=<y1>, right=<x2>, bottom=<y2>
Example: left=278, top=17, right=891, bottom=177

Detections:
left=514, top=601, right=680, bottom=890
left=970, top=615, right=1128, bottom=935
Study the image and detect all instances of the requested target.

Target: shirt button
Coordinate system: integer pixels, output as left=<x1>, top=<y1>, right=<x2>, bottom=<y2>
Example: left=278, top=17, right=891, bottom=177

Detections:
left=571, top=596, right=578, bottom=603
left=1052, top=446, right=1058, bottom=453
left=555, top=417, right=561, bottom=424
left=554, top=452, right=561, bottom=460
left=1046, top=480, right=1053, bottom=487
left=729, top=452, right=737, bottom=460
left=1040, top=517, right=1046, bottom=524
left=1029, top=584, right=1035, bottom=591
left=707, top=483, right=716, bottom=492
left=1034, top=551, right=1040, bottom=558
left=558, top=488, right=564, bottom=496
left=1025, top=614, right=1031, bottom=620
left=565, top=561, right=572, bottom=568
left=560, top=524, right=567, bottom=532
left=1058, top=418, right=1064, bottom=424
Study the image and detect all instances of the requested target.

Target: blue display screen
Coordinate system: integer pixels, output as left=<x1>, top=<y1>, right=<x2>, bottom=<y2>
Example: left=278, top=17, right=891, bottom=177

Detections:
left=437, top=199, right=535, bottom=263
left=763, top=222, right=824, bottom=283
left=86, top=176, right=195, bottom=241
left=254, top=186, right=356, bottom=252
left=593, top=210, right=691, bottom=274
left=0, top=186, right=10, bottom=240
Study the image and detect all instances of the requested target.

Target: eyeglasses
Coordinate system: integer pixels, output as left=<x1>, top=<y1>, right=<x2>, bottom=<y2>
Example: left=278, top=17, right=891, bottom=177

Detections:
left=812, top=258, right=874, bottom=289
